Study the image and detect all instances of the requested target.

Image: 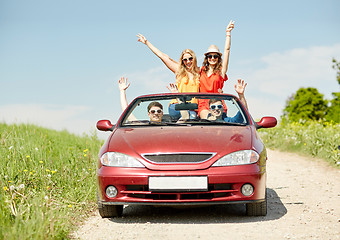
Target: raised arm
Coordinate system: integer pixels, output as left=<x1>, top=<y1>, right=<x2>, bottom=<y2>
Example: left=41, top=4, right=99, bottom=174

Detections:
left=221, top=20, right=235, bottom=78
left=118, top=77, right=130, bottom=111
left=137, top=33, right=179, bottom=73
left=234, top=79, right=248, bottom=110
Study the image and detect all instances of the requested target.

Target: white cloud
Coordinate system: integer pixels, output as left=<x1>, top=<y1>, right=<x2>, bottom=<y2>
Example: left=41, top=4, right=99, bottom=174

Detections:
left=250, top=44, right=340, bottom=99
left=231, top=43, right=340, bottom=120
left=128, top=67, right=175, bottom=93
left=0, top=104, right=96, bottom=136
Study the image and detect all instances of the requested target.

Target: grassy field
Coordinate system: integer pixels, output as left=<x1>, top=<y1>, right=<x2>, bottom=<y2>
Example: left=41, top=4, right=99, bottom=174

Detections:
left=0, top=123, right=103, bottom=240
left=259, top=120, right=340, bottom=167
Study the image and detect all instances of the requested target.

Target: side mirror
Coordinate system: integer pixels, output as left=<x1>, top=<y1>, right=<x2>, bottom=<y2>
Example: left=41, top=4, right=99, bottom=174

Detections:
left=97, top=120, right=115, bottom=132
left=256, top=117, right=277, bottom=129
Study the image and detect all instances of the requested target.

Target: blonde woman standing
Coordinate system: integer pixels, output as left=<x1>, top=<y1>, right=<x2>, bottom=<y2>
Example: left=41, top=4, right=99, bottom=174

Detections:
left=137, top=34, right=200, bottom=120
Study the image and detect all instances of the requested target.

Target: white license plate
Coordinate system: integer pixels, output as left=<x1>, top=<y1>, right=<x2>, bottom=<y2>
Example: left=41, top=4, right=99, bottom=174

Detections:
left=149, top=176, right=208, bottom=191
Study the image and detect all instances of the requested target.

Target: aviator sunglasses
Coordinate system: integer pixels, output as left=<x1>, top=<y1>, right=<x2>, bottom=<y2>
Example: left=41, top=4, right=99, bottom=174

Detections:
left=182, top=57, right=193, bottom=62
left=210, top=104, right=223, bottom=110
left=149, top=109, right=163, bottom=114
left=207, top=54, right=220, bottom=59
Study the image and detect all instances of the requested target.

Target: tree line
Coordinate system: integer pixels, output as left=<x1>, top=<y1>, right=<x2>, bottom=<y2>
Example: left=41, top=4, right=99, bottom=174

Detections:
left=283, top=58, right=340, bottom=123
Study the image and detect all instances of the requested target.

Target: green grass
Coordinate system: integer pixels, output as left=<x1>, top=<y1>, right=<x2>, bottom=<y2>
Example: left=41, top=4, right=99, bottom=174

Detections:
left=0, top=123, right=103, bottom=240
left=259, top=120, right=340, bottom=167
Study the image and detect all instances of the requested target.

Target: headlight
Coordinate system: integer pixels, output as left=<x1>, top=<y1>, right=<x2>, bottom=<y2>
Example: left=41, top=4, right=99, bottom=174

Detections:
left=212, top=150, right=259, bottom=166
left=100, top=152, right=145, bottom=168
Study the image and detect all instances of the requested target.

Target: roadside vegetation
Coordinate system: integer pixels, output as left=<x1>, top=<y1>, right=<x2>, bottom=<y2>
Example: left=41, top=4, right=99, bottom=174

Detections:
left=259, top=120, right=340, bottom=167
left=0, top=123, right=103, bottom=240
left=260, top=58, right=340, bottom=168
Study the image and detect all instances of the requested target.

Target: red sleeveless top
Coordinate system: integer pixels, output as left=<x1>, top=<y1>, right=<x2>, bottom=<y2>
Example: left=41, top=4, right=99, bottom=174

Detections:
left=198, top=67, right=228, bottom=114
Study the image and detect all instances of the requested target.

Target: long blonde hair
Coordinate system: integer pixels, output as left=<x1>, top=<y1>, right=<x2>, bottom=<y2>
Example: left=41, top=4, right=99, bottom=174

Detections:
left=176, top=49, right=199, bottom=85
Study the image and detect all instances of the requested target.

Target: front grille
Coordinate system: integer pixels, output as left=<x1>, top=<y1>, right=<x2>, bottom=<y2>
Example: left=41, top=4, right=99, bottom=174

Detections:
left=142, top=153, right=214, bottom=163
left=123, top=184, right=234, bottom=200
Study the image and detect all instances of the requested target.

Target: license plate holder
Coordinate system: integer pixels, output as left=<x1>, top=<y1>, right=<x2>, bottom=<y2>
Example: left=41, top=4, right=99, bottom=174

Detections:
left=149, top=176, right=208, bottom=192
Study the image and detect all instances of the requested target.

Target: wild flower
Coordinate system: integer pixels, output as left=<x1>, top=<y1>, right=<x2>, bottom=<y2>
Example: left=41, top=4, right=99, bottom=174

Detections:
left=44, top=196, right=49, bottom=200
left=26, top=155, right=30, bottom=158
left=39, top=161, right=43, bottom=164
left=9, top=185, right=15, bottom=191
left=18, top=184, right=25, bottom=189
left=35, top=147, right=39, bottom=151
left=3, top=186, right=8, bottom=191
left=83, top=149, right=89, bottom=153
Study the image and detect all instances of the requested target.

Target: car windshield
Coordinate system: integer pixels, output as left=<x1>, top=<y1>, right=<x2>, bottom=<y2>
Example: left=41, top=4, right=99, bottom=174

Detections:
left=120, top=94, right=249, bottom=127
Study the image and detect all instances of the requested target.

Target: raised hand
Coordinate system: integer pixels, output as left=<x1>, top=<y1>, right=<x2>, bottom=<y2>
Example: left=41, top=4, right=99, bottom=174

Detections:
left=136, top=33, right=147, bottom=44
left=226, top=20, right=235, bottom=34
left=166, top=83, right=179, bottom=93
left=234, top=79, right=247, bottom=95
left=118, top=77, right=130, bottom=91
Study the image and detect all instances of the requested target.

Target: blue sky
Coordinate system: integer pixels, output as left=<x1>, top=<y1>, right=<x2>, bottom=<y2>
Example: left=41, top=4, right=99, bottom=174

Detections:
left=1, top=0, right=339, bottom=137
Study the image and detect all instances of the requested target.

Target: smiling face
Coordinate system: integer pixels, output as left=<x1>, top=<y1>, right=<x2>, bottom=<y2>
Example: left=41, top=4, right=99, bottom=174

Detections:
left=209, top=100, right=224, bottom=118
left=148, top=106, right=163, bottom=122
left=182, top=53, right=194, bottom=70
left=206, top=52, right=221, bottom=67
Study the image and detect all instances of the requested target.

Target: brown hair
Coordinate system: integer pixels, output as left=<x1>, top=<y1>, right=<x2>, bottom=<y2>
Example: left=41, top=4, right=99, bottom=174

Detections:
left=209, top=99, right=222, bottom=105
left=202, top=54, right=222, bottom=75
left=147, top=101, right=163, bottom=112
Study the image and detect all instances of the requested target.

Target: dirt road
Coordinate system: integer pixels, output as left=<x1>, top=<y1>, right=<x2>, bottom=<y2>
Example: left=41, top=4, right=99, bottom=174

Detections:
left=72, top=149, right=340, bottom=240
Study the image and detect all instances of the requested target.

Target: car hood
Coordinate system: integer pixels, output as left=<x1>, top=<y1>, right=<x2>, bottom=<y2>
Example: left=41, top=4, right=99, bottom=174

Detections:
left=108, top=125, right=254, bottom=170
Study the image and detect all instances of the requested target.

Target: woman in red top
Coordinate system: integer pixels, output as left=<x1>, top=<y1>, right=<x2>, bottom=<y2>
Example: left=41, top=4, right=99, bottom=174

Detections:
left=198, top=20, right=234, bottom=119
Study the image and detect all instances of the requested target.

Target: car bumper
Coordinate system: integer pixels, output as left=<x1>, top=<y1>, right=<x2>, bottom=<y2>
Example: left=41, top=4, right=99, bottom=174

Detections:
left=97, top=164, right=266, bottom=205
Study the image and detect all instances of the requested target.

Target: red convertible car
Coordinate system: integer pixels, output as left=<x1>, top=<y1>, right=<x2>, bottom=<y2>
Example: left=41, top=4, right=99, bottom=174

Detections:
left=96, top=93, right=277, bottom=218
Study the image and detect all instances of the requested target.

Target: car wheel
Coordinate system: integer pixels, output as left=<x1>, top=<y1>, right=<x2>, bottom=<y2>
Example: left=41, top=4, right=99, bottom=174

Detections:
left=97, top=193, right=123, bottom=218
left=246, top=193, right=267, bottom=216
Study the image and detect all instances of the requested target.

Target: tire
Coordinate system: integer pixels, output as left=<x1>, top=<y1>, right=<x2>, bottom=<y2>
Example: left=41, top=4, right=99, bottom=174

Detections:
left=97, top=193, right=123, bottom=218
left=246, top=193, right=267, bottom=216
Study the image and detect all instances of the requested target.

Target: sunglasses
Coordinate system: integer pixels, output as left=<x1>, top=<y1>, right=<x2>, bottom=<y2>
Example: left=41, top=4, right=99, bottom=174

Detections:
left=182, top=57, right=193, bottom=62
left=210, top=104, right=223, bottom=110
left=149, top=109, right=163, bottom=114
left=207, top=54, right=220, bottom=59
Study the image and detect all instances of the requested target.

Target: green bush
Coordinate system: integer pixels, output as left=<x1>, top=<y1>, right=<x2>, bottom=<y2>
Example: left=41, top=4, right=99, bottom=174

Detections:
left=325, top=92, right=340, bottom=123
left=259, top=120, right=340, bottom=167
left=0, top=123, right=103, bottom=240
left=283, top=87, right=328, bottom=122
